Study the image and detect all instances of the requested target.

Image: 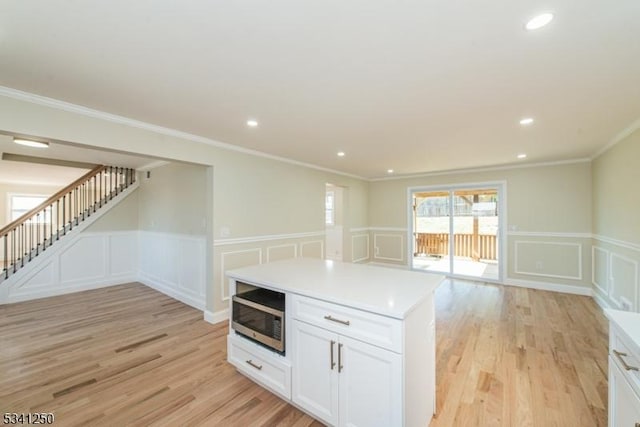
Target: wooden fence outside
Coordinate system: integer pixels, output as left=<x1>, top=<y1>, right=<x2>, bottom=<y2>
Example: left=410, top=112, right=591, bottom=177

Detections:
left=415, top=233, right=498, bottom=261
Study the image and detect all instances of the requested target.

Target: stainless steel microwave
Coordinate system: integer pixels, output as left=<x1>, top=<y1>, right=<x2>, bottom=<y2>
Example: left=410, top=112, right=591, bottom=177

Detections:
left=231, top=285, right=285, bottom=353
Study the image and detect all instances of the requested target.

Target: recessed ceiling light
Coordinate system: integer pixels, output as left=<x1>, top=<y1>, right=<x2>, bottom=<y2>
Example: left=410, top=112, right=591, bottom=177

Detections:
left=337, top=151, right=345, bottom=157
left=517, top=153, right=527, bottom=159
left=519, top=117, right=534, bottom=125
left=525, top=13, right=554, bottom=30
left=246, top=119, right=259, bottom=127
left=387, top=169, right=394, bottom=174
left=13, top=138, right=49, bottom=148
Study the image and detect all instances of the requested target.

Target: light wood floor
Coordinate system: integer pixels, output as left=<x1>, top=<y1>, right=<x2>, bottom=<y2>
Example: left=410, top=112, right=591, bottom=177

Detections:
left=0, top=280, right=608, bottom=426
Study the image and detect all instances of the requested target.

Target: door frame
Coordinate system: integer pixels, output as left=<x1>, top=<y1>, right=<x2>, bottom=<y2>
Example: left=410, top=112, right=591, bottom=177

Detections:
left=406, top=180, right=507, bottom=283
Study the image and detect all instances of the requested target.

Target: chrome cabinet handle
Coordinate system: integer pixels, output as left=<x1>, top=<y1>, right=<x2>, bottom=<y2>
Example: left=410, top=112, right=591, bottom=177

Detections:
left=324, top=315, right=350, bottom=326
left=613, top=349, right=639, bottom=371
left=330, top=340, right=336, bottom=370
left=338, top=343, right=344, bottom=373
left=246, top=359, right=263, bottom=370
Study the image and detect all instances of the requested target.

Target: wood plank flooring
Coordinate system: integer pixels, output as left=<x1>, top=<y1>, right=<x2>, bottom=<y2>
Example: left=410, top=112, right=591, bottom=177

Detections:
left=0, top=280, right=608, bottom=426
left=431, top=280, right=608, bottom=427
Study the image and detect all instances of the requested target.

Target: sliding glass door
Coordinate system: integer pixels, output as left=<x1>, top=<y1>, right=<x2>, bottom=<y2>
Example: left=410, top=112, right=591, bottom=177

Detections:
left=411, top=184, right=502, bottom=281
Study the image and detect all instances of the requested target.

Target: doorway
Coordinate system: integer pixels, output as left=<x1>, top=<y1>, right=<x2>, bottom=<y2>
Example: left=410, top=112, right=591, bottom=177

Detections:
left=410, top=183, right=504, bottom=282
left=325, top=184, right=344, bottom=261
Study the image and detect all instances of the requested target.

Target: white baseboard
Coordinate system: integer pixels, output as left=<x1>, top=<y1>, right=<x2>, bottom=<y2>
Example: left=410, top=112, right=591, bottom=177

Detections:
left=592, top=291, right=614, bottom=311
left=505, top=278, right=592, bottom=296
left=138, top=274, right=204, bottom=311
left=204, top=308, right=229, bottom=325
left=2, top=276, right=138, bottom=304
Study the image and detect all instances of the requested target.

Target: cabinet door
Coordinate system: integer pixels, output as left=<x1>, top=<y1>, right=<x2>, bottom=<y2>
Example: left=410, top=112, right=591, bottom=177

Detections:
left=609, top=356, right=640, bottom=427
left=292, top=320, right=339, bottom=426
left=338, top=335, right=402, bottom=427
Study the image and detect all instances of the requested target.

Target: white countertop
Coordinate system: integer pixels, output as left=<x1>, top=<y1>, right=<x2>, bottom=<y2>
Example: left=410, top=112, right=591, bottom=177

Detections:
left=226, top=258, right=445, bottom=319
left=605, top=309, right=640, bottom=351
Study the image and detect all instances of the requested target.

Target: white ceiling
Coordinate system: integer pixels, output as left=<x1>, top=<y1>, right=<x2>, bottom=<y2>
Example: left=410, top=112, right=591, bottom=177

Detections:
left=0, top=135, right=158, bottom=186
left=0, top=0, right=638, bottom=179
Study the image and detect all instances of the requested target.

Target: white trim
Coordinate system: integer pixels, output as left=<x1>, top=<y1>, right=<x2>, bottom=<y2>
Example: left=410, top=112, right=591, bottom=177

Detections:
left=0, top=86, right=365, bottom=180
left=505, top=278, right=592, bottom=296
left=369, top=227, right=408, bottom=232
left=214, top=231, right=325, bottom=246
left=592, top=291, right=614, bottom=311
left=514, top=241, right=583, bottom=280
left=349, top=227, right=370, bottom=233
left=351, top=234, right=370, bottom=263
left=137, top=229, right=206, bottom=241
left=138, top=275, right=204, bottom=311
left=591, top=117, right=640, bottom=159
left=373, top=233, right=404, bottom=262
left=266, top=243, right=297, bottom=263
left=609, top=252, right=638, bottom=311
left=371, top=158, right=591, bottom=182
left=508, top=231, right=592, bottom=239
left=593, top=234, right=640, bottom=252
left=220, top=248, right=263, bottom=301
left=591, top=246, right=609, bottom=296
left=204, top=308, right=229, bottom=325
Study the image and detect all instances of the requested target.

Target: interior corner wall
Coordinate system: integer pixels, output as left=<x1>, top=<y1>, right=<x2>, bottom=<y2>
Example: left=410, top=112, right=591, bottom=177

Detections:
left=367, top=161, right=593, bottom=293
left=591, top=129, right=640, bottom=311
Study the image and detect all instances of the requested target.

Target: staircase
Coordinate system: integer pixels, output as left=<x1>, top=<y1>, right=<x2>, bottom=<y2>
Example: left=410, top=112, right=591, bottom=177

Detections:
left=1, top=165, right=136, bottom=284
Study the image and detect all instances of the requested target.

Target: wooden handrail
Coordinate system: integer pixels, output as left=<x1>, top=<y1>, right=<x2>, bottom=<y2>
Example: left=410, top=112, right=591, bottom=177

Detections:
left=0, top=165, right=106, bottom=236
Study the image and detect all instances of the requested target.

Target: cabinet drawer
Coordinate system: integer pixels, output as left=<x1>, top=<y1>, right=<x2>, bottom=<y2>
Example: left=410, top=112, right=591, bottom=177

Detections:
left=610, top=324, right=640, bottom=398
left=291, top=295, right=402, bottom=353
left=228, top=334, right=291, bottom=399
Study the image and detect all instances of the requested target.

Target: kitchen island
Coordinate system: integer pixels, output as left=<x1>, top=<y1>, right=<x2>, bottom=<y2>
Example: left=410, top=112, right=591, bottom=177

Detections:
left=226, top=258, right=444, bottom=427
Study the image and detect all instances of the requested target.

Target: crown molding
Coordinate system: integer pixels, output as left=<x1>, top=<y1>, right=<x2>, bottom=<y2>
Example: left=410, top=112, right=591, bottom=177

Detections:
left=370, top=158, right=592, bottom=182
left=0, top=86, right=366, bottom=181
left=591, top=116, right=640, bottom=160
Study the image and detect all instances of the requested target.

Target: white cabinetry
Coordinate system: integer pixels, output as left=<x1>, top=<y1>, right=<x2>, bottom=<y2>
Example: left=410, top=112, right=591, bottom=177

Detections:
left=292, top=294, right=423, bottom=427
left=226, top=259, right=441, bottom=427
left=606, top=310, right=640, bottom=427
left=609, top=360, right=640, bottom=427
left=227, top=333, right=292, bottom=400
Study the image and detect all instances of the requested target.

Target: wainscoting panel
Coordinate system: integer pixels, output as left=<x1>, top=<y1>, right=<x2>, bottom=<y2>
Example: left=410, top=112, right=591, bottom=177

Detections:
left=266, top=244, right=297, bottom=263
left=138, top=231, right=206, bottom=310
left=178, top=237, right=207, bottom=300
left=209, top=232, right=331, bottom=322
left=60, top=235, right=107, bottom=284
left=300, top=240, right=324, bottom=259
left=0, top=231, right=138, bottom=304
left=352, top=234, right=370, bottom=263
left=219, top=248, right=263, bottom=301
left=109, top=233, right=137, bottom=278
left=592, top=246, right=609, bottom=296
left=610, top=253, right=638, bottom=310
left=514, top=241, right=582, bottom=280
left=374, top=233, right=404, bottom=262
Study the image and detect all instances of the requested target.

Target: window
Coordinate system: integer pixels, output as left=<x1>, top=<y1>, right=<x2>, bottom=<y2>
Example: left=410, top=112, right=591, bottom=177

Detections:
left=9, top=195, right=49, bottom=222
left=325, top=191, right=335, bottom=226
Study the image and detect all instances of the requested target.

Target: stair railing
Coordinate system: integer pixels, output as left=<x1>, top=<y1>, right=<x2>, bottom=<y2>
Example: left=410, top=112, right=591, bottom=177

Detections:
left=1, top=165, right=136, bottom=281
